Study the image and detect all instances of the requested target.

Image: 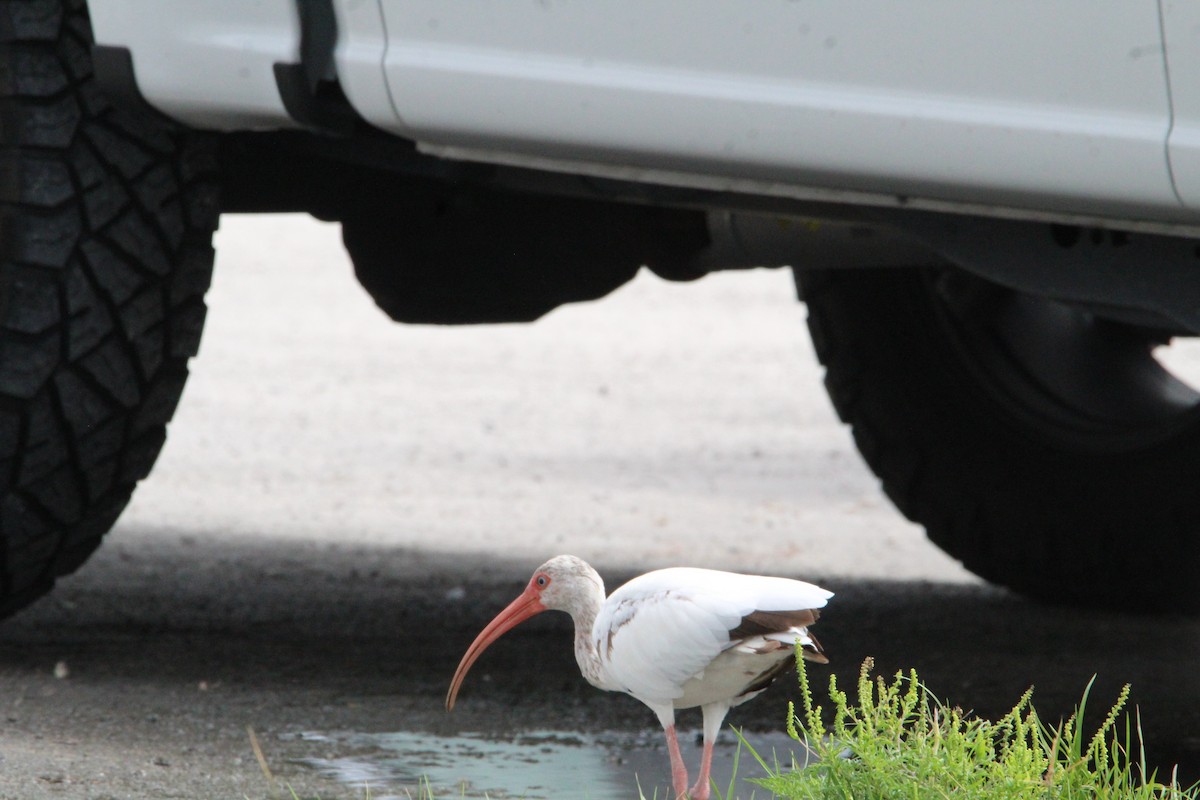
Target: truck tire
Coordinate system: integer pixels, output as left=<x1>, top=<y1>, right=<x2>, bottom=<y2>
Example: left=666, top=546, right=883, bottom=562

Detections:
left=798, top=266, right=1200, bottom=613
left=0, top=0, right=218, bottom=617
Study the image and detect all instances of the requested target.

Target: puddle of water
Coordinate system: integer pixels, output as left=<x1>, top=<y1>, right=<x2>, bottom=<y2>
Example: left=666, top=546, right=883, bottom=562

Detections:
left=294, top=728, right=814, bottom=799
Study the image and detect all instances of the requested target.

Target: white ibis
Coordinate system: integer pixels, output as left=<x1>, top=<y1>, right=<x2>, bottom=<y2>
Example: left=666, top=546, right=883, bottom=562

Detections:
left=445, top=555, right=832, bottom=800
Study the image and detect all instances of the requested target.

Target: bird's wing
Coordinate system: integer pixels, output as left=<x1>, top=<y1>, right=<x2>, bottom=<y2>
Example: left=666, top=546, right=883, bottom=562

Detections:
left=595, top=585, right=732, bottom=704
left=594, top=568, right=832, bottom=705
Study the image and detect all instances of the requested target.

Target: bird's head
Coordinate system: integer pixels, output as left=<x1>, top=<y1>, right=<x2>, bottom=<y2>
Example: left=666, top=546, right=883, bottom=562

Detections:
left=445, top=555, right=603, bottom=711
left=526, top=554, right=604, bottom=615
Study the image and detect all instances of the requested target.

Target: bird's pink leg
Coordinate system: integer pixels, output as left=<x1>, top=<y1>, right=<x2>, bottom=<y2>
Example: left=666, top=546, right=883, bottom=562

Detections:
left=690, top=701, right=731, bottom=800
left=663, top=724, right=690, bottom=800
left=689, top=736, right=715, bottom=800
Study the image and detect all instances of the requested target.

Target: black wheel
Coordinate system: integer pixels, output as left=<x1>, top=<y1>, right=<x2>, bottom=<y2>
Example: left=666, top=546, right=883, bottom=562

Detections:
left=0, top=0, right=218, bottom=617
left=798, top=265, right=1200, bottom=613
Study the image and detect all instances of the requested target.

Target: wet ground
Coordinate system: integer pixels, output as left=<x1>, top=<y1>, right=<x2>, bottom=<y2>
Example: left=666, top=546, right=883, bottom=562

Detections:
left=2, top=534, right=1197, bottom=799
left=1, top=215, right=1197, bottom=799
left=295, top=728, right=813, bottom=798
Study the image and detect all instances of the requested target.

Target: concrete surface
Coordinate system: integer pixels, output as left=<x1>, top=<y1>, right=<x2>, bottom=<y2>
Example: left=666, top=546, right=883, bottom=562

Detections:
left=0, top=214, right=1196, bottom=799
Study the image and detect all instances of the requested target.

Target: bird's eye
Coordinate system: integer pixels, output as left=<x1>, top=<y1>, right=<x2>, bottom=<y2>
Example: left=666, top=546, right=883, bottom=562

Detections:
left=535, top=574, right=549, bottom=588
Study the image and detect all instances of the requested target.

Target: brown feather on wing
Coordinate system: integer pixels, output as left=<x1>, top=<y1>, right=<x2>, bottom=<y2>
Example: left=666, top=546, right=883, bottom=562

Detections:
left=802, top=630, right=829, bottom=664
left=729, top=608, right=821, bottom=639
left=730, top=609, right=829, bottom=664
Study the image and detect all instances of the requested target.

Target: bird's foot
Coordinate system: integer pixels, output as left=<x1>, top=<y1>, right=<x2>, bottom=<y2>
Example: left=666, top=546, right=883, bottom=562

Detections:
left=688, top=780, right=711, bottom=800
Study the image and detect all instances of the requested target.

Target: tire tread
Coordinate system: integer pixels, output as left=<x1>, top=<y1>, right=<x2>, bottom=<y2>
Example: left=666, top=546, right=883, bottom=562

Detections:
left=0, top=0, right=217, bottom=611
left=796, top=266, right=1200, bottom=613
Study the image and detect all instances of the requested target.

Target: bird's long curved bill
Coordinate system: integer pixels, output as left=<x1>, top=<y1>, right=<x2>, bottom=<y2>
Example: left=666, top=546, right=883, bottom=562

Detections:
left=445, top=588, right=545, bottom=710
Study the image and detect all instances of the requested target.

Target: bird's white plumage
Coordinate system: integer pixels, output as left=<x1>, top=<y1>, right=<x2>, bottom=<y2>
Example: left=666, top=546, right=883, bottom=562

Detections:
left=448, top=556, right=832, bottom=800
left=592, top=567, right=832, bottom=707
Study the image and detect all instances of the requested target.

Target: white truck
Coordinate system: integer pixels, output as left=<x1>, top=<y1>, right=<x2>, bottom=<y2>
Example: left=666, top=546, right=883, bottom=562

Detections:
left=1, top=0, right=1197, bottom=617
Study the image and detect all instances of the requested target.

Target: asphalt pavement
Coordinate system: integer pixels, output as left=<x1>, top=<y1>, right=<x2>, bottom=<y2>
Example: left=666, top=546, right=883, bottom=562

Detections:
left=0, top=214, right=1196, bottom=799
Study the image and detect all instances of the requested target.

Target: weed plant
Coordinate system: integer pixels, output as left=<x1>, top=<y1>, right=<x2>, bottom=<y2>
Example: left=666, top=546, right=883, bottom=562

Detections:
left=753, top=654, right=1198, bottom=800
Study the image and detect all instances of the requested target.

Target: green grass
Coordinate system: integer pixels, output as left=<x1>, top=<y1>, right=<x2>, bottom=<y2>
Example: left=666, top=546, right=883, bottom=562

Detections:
left=748, top=653, right=1199, bottom=800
